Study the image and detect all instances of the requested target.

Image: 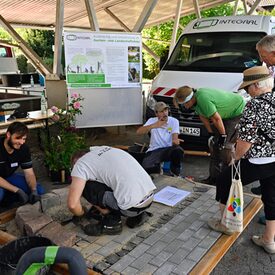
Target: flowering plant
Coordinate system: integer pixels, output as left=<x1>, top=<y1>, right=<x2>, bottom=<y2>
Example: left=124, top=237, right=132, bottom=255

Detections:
left=51, top=92, right=84, bottom=129
left=42, top=92, right=87, bottom=180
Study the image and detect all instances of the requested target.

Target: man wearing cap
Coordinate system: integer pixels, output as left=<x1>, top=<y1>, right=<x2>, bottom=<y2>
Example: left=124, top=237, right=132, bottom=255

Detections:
left=208, top=66, right=275, bottom=254
left=174, top=86, right=245, bottom=184
left=137, top=102, right=183, bottom=176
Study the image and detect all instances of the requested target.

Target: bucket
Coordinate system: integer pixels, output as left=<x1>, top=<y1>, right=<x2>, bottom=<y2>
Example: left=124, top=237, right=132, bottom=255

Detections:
left=0, top=236, right=52, bottom=274
left=128, top=144, right=148, bottom=164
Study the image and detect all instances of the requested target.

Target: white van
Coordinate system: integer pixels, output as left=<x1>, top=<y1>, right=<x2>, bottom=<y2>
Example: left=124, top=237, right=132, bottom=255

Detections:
left=146, top=15, right=275, bottom=150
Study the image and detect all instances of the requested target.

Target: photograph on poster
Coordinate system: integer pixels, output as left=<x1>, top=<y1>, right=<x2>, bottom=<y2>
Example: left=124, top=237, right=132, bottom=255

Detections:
left=128, top=46, right=140, bottom=63
left=128, top=63, right=140, bottom=82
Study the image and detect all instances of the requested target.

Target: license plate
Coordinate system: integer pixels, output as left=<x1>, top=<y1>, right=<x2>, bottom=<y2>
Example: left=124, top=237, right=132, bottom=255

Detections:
left=180, top=126, right=200, bottom=136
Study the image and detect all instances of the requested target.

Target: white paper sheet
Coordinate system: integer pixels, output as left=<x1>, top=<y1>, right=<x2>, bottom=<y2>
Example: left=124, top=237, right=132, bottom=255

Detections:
left=153, top=186, right=191, bottom=207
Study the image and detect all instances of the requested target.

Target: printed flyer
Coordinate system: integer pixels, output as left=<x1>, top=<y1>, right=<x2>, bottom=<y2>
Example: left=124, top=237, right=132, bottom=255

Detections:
left=64, top=32, right=142, bottom=88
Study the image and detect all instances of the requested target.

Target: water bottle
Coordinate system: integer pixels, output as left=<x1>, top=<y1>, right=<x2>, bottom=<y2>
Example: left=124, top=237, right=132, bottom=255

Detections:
left=41, top=89, right=48, bottom=115
left=30, top=75, right=34, bottom=87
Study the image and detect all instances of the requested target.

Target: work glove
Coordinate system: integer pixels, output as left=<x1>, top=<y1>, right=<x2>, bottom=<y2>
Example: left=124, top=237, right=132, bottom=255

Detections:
left=217, top=134, right=227, bottom=149
left=29, top=189, right=41, bottom=204
left=16, top=189, right=29, bottom=204
left=72, top=206, right=88, bottom=225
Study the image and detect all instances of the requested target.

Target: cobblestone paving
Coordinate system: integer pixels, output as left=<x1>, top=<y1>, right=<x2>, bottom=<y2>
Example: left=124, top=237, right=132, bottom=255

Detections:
left=53, top=174, right=252, bottom=275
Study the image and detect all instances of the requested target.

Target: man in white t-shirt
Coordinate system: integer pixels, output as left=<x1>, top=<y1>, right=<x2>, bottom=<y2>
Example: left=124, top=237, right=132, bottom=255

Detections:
left=137, top=102, right=184, bottom=176
left=67, top=146, right=156, bottom=236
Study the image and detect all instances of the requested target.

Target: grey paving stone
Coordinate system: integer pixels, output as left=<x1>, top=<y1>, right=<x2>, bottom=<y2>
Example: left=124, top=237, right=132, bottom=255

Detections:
left=163, top=239, right=184, bottom=254
left=97, top=241, right=122, bottom=257
left=130, top=253, right=154, bottom=270
left=160, top=230, right=179, bottom=243
left=143, top=232, right=164, bottom=245
left=167, top=248, right=190, bottom=265
left=111, top=255, right=136, bottom=272
left=177, top=228, right=195, bottom=241
left=182, top=237, right=201, bottom=251
left=139, top=263, right=158, bottom=274
left=121, top=266, right=139, bottom=275
left=123, top=242, right=137, bottom=252
left=207, top=204, right=220, bottom=213
left=128, top=243, right=150, bottom=258
left=146, top=240, right=168, bottom=256
left=209, top=230, right=222, bottom=238
left=94, top=261, right=110, bottom=273
left=183, top=213, right=201, bottom=224
left=129, top=236, right=144, bottom=245
left=169, top=214, right=186, bottom=225
left=186, top=246, right=208, bottom=262
left=105, top=254, right=121, bottom=265
left=199, top=211, right=215, bottom=221
left=172, top=259, right=197, bottom=275
left=193, top=227, right=211, bottom=240
left=198, top=235, right=217, bottom=249
left=149, top=251, right=173, bottom=267
left=116, top=249, right=128, bottom=257
left=137, top=230, right=152, bottom=239
left=157, top=223, right=175, bottom=234
left=189, top=220, right=205, bottom=231
left=153, top=262, right=177, bottom=275
left=172, top=221, right=190, bottom=233
left=180, top=206, right=197, bottom=216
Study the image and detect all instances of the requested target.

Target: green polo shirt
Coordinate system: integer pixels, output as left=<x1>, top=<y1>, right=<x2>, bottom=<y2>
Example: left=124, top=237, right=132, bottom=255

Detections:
left=193, top=88, right=245, bottom=119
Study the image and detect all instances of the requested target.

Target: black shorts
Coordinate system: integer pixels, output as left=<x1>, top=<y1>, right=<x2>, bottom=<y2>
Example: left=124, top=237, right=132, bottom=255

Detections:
left=82, top=181, right=112, bottom=208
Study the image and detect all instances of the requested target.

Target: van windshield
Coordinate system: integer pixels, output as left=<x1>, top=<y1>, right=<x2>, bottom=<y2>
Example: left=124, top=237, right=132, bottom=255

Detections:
left=165, top=32, right=265, bottom=72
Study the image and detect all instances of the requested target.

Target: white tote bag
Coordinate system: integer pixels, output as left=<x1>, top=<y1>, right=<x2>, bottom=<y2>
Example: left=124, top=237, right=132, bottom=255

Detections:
left=221, top=161, right=243, bottom=232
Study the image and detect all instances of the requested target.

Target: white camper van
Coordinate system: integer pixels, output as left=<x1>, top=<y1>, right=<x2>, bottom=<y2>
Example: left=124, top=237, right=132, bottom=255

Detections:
left=146, top=15, right=275, bottom=150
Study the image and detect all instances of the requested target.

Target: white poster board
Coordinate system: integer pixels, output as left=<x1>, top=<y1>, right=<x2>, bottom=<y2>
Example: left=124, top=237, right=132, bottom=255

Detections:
left=63, top=31, right=143, bottom=127
left=64, top=31, right=142, bottom=88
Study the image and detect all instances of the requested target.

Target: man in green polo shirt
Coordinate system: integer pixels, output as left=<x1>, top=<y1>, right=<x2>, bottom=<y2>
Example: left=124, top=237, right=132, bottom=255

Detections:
left=173, top=86, right=245, bottom=184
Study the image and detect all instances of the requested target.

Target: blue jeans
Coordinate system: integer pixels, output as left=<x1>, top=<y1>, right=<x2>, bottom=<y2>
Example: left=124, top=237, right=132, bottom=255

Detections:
left=0, top=173, right=45, bottom=203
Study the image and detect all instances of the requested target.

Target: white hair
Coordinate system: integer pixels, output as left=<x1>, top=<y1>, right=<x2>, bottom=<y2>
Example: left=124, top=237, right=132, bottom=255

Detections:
left=257, top=77, right=274, bottom=89
left=256, top=35, right=275, bottom=52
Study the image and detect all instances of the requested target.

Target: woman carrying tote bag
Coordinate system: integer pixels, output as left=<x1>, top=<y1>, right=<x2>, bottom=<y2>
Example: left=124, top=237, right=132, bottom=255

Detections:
left=207, top=66, right=275, bottom=254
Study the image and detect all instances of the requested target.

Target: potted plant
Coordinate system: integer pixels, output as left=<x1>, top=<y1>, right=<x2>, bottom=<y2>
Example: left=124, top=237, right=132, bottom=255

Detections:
left=42, top=92, right=87, bottom=183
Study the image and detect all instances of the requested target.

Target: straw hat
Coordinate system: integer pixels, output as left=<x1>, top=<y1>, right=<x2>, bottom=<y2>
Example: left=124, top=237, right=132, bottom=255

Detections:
left=239, top=66, right=272, bottom=89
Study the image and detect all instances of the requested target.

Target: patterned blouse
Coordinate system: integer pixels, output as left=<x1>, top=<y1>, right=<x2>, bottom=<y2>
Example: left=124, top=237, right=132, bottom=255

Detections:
left=238, top=91, right=275, bottom=159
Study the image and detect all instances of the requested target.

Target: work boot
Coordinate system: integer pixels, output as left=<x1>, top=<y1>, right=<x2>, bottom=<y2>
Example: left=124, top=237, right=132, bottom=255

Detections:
left=86, top=206, right=103, bottom=221
left=207, top=218, right=234, bottom=235
left=126, top=212, right=150, bottom=228
left=83, top=214, right=122, bottom=236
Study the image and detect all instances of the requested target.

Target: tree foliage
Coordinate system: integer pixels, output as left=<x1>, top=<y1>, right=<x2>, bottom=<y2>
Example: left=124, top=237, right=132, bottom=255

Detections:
left=142, top=3, right=234, bottom=79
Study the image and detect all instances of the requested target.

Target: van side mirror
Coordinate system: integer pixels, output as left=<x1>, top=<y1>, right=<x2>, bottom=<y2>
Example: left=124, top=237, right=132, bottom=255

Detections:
left=159, top=56, right=167, bottom=70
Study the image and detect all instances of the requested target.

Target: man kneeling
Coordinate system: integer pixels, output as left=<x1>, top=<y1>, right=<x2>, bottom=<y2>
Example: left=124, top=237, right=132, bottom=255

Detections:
left=67, top=146, right=156, bottom=236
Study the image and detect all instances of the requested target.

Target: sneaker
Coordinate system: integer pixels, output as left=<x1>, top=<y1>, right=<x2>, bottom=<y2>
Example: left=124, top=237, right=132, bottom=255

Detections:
left=207, top=218, right=234, bottom=235
left=251, top=235, right=275, bottom=254
left=126, top=212, right=150, bottom=228
left=83, top=214, right=122, bottom=236
left=251, top=186, right=261, bottom=196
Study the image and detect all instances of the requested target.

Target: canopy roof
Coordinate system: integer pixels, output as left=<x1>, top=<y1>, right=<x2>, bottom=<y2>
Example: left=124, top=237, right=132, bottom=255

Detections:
left=0, top=0, right=237, bottom=31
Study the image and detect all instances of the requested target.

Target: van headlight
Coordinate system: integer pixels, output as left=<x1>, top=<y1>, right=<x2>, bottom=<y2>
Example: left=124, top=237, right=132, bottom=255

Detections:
left=146, top=93, right=157, bottom=111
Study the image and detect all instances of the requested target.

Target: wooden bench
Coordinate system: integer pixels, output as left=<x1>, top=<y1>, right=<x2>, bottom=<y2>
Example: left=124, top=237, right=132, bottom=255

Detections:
left=0, top=109, right=54, bottom=135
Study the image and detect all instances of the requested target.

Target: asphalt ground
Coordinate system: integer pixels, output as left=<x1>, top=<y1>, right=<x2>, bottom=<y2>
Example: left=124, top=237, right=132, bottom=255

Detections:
left=12, top=125, right=275, bottom=273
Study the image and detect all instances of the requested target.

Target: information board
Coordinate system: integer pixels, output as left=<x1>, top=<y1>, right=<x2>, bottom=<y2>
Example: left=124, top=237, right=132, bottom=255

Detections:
left=64, top=31, right=142, bottom=88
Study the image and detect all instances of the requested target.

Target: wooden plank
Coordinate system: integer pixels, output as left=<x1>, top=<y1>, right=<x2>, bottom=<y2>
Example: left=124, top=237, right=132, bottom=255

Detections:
left=114, top=145, right=210, bottom=157
left=0, top=229, right=16, bottom=244
left=0, top=208, right=17, bottom=224
left=189, top=198, right=263, bottom=275
left=184, top=150, right=210, bottom=157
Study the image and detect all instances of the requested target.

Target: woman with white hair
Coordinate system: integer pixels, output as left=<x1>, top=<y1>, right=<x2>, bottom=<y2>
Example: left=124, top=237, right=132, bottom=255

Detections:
left=208, top=66, right=275, bottom=254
